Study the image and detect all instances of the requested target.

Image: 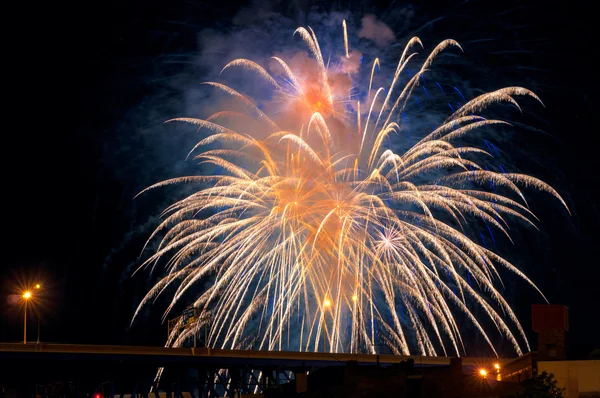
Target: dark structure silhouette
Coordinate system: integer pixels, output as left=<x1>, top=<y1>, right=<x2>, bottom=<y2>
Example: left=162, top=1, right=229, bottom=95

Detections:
left=532, top=304, right=569, bottom=361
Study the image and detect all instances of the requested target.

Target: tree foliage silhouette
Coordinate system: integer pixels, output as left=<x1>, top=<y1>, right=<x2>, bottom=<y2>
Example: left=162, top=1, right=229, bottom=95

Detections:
left=513, top=371, right=565, bottom=398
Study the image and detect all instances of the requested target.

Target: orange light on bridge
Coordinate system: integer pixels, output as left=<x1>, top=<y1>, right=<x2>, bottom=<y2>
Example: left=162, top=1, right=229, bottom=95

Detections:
left=479, top=369, right=488, bottom=377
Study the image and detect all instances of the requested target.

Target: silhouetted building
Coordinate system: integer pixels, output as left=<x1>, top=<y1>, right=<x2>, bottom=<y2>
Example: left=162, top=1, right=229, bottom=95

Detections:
left=500, top=305, right=600, bottom=397
left=532, top=304, right=569, bottom=360
left=538, top=360, right=600, bottom=397
left=267, top=358, right=525, bottom=398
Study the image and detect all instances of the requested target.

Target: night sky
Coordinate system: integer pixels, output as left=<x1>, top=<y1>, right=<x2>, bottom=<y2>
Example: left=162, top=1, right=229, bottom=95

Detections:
left=3, top=0, right=598, bottom=358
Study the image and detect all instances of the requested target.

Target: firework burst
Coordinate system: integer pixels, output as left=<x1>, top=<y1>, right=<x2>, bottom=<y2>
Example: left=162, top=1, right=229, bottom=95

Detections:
left=135, top=21, right=568, bottom=357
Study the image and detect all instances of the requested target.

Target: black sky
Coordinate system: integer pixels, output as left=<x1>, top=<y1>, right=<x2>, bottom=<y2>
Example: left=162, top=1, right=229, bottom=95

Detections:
left=3, top=0, right=598, bottom=357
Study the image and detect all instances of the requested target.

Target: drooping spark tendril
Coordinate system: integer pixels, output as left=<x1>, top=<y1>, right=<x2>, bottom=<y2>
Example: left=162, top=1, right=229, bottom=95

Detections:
left=135, top=19, right=568, bottom=357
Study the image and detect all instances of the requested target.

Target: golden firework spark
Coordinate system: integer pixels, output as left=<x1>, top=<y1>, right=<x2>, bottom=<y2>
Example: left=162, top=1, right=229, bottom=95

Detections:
left=135, top=21, right=568, bottom=357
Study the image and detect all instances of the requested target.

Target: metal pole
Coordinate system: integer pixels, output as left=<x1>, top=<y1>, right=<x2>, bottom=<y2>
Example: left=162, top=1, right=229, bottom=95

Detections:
left=322, top=310, right=329, bottom=353
left=322, top=312, right=325, bottom=352
left=355, top=303, right=360, bottom=354
left=357, top=316, right=360, bottom=354
left=24, top=301, right=27, bottom=344
left=37, top=313, right=40, bottom=343
left=358, top=306, right=361, bottom=354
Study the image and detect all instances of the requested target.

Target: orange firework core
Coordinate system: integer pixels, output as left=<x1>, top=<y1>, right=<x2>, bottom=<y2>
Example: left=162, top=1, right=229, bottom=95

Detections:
left=303, top=87, right=332, bottom=117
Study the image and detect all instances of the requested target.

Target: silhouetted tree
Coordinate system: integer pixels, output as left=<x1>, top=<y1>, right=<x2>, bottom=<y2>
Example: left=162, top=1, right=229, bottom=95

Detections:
left=512, top=371, right=565, bottom=398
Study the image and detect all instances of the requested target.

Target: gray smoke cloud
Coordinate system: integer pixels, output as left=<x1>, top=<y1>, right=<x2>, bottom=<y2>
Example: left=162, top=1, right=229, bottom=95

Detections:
left=359, top=14, right=396, bottom=46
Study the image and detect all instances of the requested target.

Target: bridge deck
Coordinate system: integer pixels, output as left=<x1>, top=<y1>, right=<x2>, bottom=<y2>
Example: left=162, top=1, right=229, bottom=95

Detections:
left=0, top=342, right=510, bottom=369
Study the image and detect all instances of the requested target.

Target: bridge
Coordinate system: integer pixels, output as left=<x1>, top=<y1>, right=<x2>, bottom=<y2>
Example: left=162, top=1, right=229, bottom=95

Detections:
left=0, top=342, right=506, bottom=366
left=0, top=343, right=512, bottom=397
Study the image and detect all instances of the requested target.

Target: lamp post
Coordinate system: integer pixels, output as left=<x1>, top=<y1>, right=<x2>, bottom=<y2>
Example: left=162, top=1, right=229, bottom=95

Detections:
left=352, top=294, right=359, bottom=354
left=35, top=283, right=41, bottom=343
left=22, top=291, right=32, bottom=344
left=322, top=299, right=331, bottom=352
left=494, top=362, right=501, bottom=381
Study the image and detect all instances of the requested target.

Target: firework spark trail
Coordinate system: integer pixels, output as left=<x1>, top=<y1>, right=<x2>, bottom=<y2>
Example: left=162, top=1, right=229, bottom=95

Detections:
left=135, top=20, right=568, bottom=357
left=342, top=20, right=349, bottom=58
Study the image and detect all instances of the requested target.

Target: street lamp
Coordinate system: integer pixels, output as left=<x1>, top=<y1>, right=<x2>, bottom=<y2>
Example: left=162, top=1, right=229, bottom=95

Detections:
left=34, top=283, right=41, bottom=343
left=322, top=299, right=331, bottom=352
left=351, top=293, right=360, bottom=353
left=22, top=291, right=32, bottom=344
left=479, top=368, right=488, bottom=378
left=494, top=362, right=501, bottom=381
left=21, top=283, right=42, bottom=344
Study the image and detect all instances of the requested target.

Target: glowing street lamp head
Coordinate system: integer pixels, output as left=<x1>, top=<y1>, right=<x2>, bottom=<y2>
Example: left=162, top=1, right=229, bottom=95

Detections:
left=494, top=363, right=500, bottom=370
left=479, top=369, right=488, bottom=377
left=35, top=284, right=41, bottom=289
left=23, top=291, right=32, bottom=299
left=323, top=299, right=331, bottom=308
